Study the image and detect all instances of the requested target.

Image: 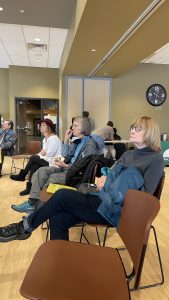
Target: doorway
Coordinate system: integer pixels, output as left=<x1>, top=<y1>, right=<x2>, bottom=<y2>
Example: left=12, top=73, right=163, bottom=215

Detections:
left=15, top=97, right=59, bottom=154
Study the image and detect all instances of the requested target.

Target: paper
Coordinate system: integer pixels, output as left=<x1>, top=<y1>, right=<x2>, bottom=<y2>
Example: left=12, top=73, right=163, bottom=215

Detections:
left=47, top=183, right=77, bottom=194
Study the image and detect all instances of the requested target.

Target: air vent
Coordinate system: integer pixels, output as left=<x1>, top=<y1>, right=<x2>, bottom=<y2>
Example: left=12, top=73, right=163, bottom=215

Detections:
left=27, top=43, right=47, bottom=51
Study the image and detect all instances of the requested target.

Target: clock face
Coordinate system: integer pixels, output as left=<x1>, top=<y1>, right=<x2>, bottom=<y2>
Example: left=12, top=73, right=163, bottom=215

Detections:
left=146, top=84, right=167, bottom=106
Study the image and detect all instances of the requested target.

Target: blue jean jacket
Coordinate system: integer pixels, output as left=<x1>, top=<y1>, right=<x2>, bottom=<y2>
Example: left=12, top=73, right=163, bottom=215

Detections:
left=97, top=163, right=144, bottom=227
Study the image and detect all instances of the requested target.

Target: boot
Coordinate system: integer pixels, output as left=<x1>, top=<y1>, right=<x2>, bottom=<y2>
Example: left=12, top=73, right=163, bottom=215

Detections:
left=10, top=169, right=26, bottom=181
left=20, top=182, right=32, bottom=196
left=0, top=163, right=2, bottom=177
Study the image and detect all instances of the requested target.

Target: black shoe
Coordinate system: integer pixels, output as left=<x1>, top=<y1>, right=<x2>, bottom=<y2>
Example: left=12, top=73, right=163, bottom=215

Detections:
left=0, top=222, right=31, bottom=242
left=20, top=182, right=32, bottom=196
left=10, top=169, right=26, bottom=181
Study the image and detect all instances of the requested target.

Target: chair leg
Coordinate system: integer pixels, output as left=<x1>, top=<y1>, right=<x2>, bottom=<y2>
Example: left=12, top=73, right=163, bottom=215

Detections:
left=11, top=158, right=16, bottom=174
left=41, top=222, right=50, bottom=241
left=102, top=226, right=110, bottom=246
left=133, top=225, right=164, bottom=290
left=95, top=227, right=101, bottom=245
left=151, top=225, right=164, bottom=285
left=79, top=223, right=90, bottom=244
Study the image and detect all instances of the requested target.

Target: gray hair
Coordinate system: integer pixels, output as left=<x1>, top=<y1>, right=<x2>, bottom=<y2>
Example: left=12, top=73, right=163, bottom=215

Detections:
left=73, top=116, right=92, bottom=136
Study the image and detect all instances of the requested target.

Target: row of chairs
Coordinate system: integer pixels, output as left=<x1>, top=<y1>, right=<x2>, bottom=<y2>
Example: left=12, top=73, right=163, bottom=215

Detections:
left=20, top=189, right=161, bottom=299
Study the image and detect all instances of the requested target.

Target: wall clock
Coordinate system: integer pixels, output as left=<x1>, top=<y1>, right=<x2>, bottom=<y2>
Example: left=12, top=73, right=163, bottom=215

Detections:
left=146, top=84, right=167, bottom=106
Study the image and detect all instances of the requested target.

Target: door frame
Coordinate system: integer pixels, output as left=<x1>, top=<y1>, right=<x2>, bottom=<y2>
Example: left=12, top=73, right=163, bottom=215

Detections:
left=15, top=97, right=59, bottom=154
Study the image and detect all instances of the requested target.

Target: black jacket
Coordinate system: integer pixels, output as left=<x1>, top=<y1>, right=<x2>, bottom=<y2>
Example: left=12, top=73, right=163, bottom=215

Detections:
left=65, top=155, right=114, bottom=187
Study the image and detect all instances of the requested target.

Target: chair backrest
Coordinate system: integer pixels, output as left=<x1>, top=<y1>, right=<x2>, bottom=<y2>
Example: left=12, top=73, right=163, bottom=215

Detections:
left=117, top=189, right=160, bottom=288
left=153, top=173, right=165, bottom=200
left=26, top=140, right=41, bottom=155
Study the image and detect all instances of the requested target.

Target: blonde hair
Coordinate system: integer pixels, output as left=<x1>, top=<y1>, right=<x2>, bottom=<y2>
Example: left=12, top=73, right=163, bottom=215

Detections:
left=130, top=116, right=161, bottom=152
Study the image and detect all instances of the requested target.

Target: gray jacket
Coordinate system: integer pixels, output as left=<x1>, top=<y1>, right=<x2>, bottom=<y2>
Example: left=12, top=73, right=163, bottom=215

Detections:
left=61, top=137, right=100, bottom=164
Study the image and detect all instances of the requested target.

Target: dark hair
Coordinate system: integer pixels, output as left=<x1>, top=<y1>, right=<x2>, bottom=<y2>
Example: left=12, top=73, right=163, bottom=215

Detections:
left=82, top=111, right=89, bottom=118
left=113, top=127, right=117, bottom=134
left=5, top=120, right=14, bottom=129
left=107, top=121, right=113, bottom=127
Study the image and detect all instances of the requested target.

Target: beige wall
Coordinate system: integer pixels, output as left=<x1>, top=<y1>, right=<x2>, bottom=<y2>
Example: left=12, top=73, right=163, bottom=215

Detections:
left=112, top=63, right=169, bottom=139
left=0, top=69, right=9, bottom=120
left=9, top=66, right=59, bottom=121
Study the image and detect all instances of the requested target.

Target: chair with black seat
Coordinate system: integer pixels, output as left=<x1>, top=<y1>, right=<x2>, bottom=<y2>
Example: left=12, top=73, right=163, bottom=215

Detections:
left=20, top=190, right=160, bottom=299
left=11, top=140, right=41, bottom=174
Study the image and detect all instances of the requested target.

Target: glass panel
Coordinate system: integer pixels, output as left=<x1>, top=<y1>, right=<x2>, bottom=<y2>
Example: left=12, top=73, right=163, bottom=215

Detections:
left=41, top=99, right=59, bottom=136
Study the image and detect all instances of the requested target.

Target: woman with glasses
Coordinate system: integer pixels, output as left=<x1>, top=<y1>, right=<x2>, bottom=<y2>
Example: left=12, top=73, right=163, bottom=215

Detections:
left=0, top=116, right=164, bottom=242
left=10, top=116, right=100, bottom=213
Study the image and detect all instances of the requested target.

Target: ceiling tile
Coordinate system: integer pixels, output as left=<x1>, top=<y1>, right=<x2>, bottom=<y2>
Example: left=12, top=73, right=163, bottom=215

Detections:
left=22, top=25, right=49, bottom=44
left=0, top=24, right=24, bottom=42
left=10, top=55, right=30, bottom=66
left=3, top=41, right=27, bottom=56
left=0, top=54, right=12, bottom=68
left=49, top=28, right=68, bottom=46
left=0, top=40, right=6, bottom=55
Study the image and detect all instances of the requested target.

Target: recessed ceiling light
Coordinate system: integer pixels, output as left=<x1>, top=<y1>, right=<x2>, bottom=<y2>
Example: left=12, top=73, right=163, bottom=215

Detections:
left=19, top=9, right=25, bottom=13
left=37, top=59, right=41, bottom=62
left=91, top=49, right=96, bottom=52
left=0, top=7, right=4, bottom=11
left=34, top=38, right=41, bottom=42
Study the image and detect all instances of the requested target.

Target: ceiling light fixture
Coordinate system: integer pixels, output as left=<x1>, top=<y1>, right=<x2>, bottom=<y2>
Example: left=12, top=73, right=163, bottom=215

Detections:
left=19, top=9, right=25, bottom=13
left=0, top=7, right=4, bottom=11
left=37, top=59, right=41, bottom=62
left=91, top=49, right=96, bottom=52
left=34, top=38, right=41, bottom=42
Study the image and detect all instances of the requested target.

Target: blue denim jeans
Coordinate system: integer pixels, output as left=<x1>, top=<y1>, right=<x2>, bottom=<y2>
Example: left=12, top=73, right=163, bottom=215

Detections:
left=24, top=189, right=109, bottom=240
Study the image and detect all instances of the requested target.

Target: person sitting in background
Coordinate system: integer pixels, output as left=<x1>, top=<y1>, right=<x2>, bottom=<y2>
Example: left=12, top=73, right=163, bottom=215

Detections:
left=0, top=116, right=164, bottom=243
left=113, top=127, right=121, bottom=140
left=11, top=116, right=100, bottom=213
left=10, top=119, right=62, bottom=196
left=92, top=121, right=114, bottom=152
left=0, top=120, right=17, bottom=177
left=82, top=111, right=95, bottom=130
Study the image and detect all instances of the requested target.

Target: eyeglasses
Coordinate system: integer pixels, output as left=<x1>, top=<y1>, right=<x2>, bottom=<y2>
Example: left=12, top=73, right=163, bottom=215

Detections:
left=72, top=124, right=80, bottom=128
left=129, top=125, right=144, bottom=132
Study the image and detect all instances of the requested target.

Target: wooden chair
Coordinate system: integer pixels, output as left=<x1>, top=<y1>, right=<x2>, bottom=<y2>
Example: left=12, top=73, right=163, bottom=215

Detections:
left=11, top=140, right=41, bottom=173
left=20, top=190, right=160, bottom=299
left=80, top=174, right=165, bottom=289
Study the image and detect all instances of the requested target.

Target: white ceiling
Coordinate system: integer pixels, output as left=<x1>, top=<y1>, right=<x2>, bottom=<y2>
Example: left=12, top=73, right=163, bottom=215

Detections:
left=142, top=42, right=169, bottom=65
left=0, top=23, right=68, bottom=68
left=0, top=0, right=76, bottom=69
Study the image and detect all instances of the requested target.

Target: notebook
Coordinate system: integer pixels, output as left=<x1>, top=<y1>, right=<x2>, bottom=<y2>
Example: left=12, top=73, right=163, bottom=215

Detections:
left=47, top=183, right=77, bottom=194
